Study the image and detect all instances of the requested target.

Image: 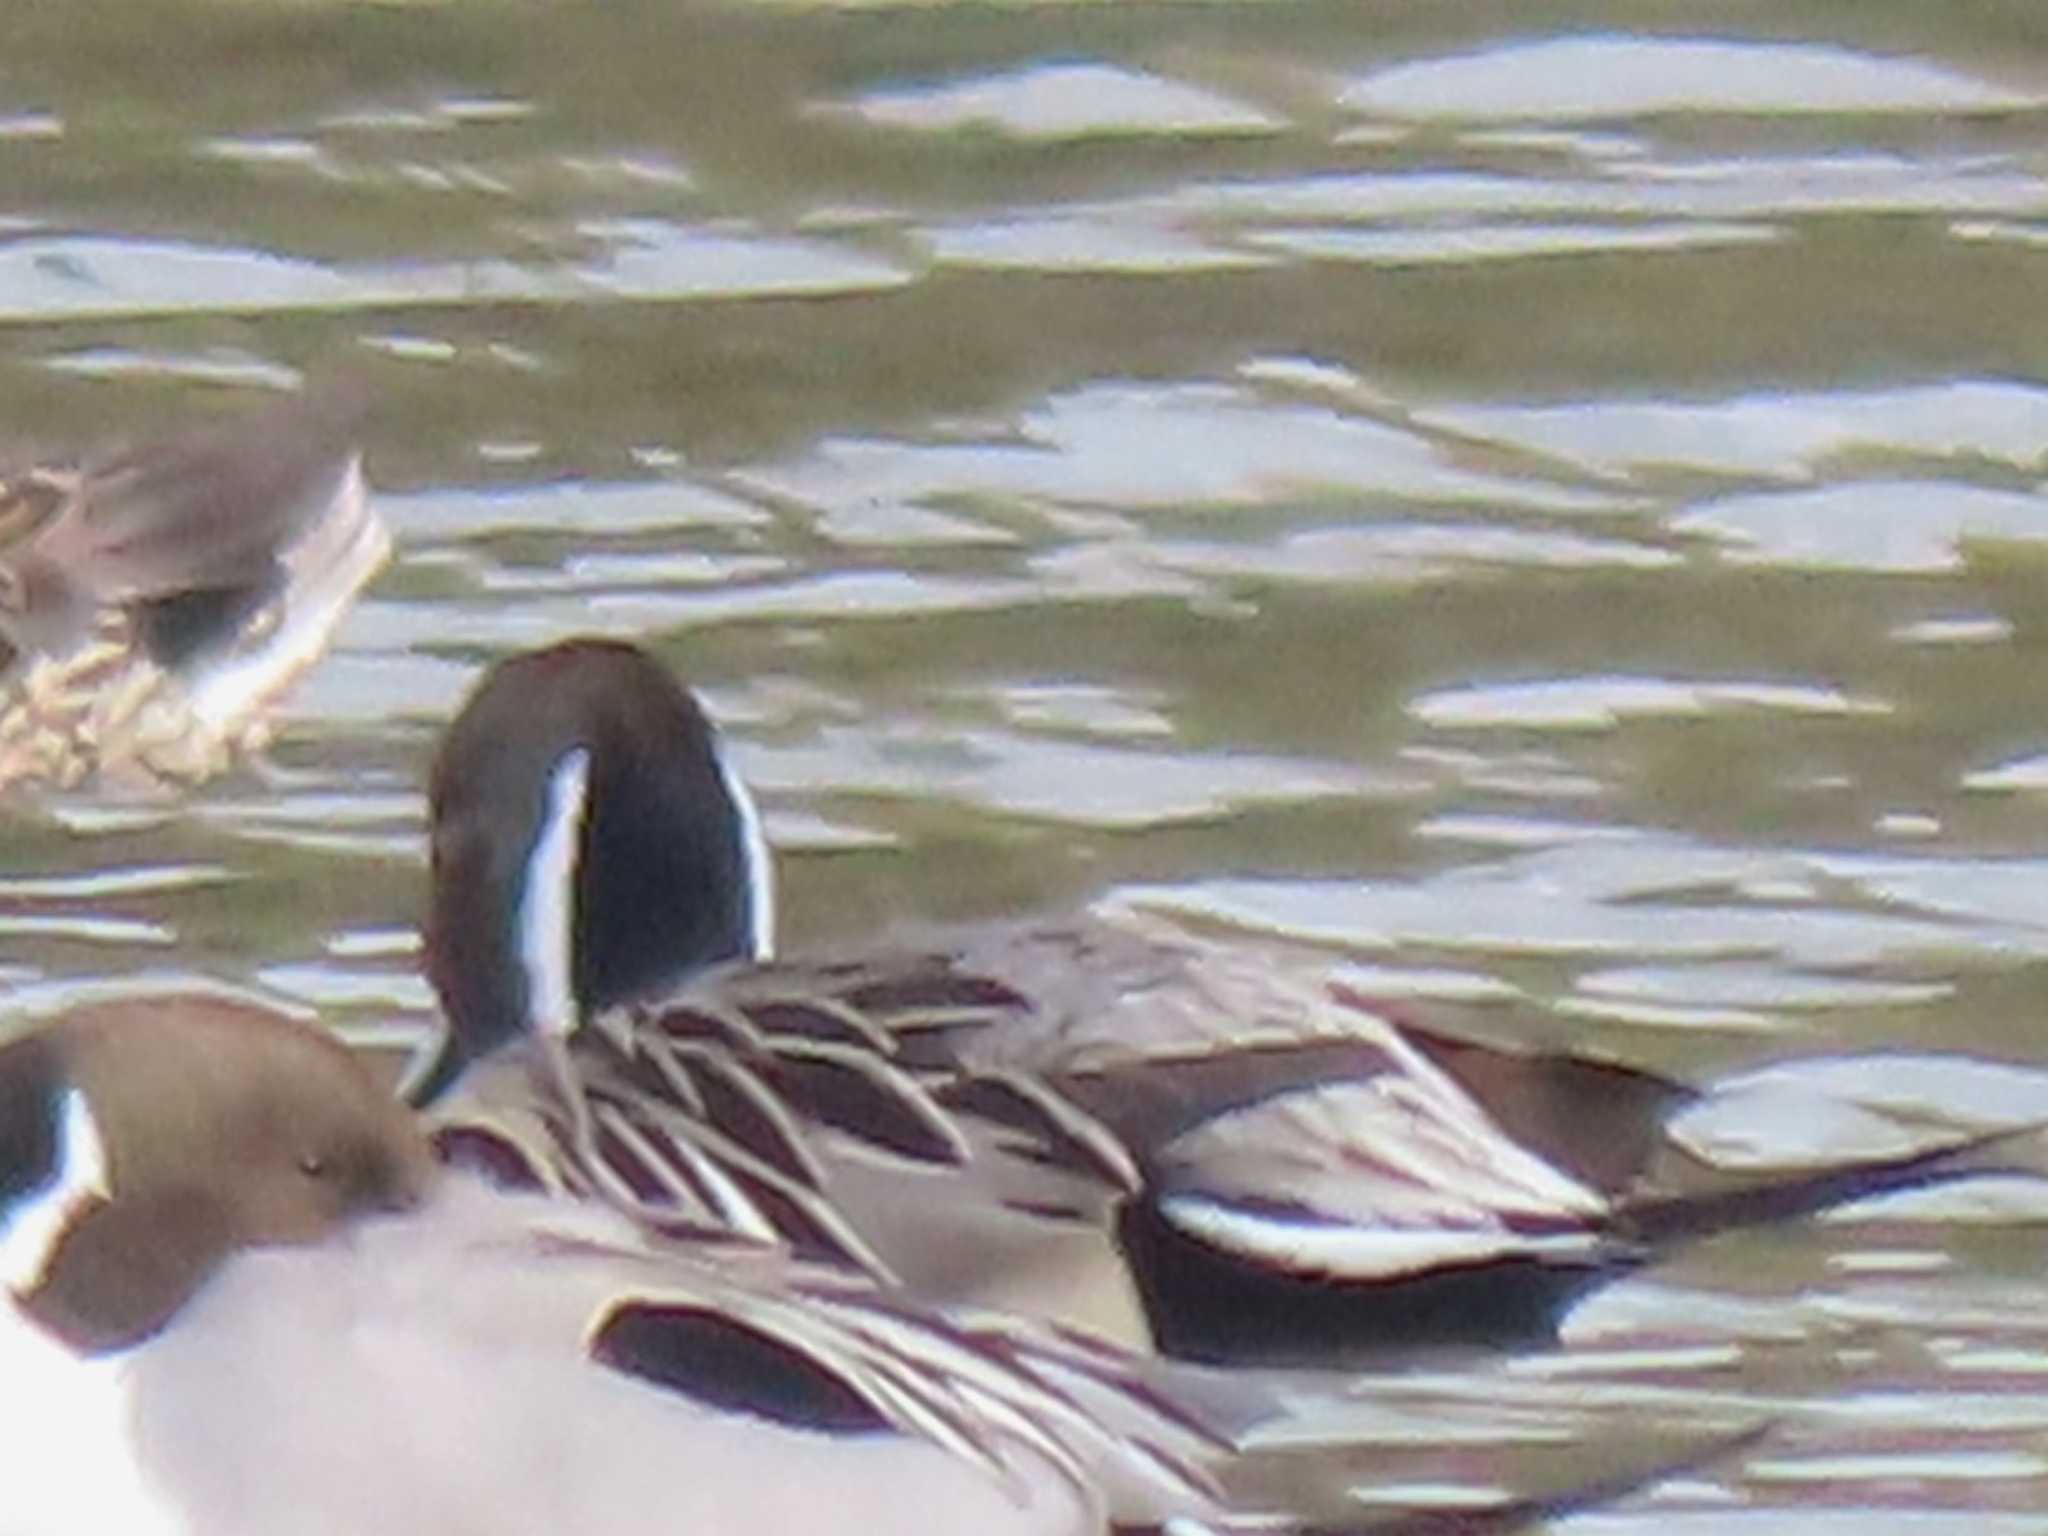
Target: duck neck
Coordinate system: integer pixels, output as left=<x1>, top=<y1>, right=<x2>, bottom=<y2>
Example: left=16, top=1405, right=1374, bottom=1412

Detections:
left=417, top=728, right=774, bottom=1108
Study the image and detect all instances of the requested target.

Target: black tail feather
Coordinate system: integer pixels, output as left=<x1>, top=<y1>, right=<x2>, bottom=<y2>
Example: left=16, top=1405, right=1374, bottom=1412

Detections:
left=1621, top=1117, right=2048, bottom=1247
left=1327, top=1422, right=1770, bottom=1536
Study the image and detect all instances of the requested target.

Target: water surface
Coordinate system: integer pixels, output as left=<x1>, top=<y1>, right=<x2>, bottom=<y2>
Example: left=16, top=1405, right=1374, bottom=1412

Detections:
left=7, top=1, right=2048, bottom=1520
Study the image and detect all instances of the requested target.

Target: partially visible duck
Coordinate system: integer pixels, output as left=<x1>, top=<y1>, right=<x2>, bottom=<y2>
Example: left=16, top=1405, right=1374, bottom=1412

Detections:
left=0, top=996, right=1743, bottom=1536
left=413, top=639, right=2040, bottom=1365
left=0, top=384, right=386, bottom=790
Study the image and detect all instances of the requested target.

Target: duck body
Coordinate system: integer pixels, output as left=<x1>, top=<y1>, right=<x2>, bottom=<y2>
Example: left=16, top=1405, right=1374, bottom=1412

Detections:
left=416, top=640, right=2039, bottom=1366
left=6, top=996, right=1746, bottom=1536
left=113, top=1187, right=1127, bottom=1536
left=0, top=384, right=386, bottom=790
left=0, top=1000, right=1256, bottom=1536
left=434, top=920, right=1669, bottom=1358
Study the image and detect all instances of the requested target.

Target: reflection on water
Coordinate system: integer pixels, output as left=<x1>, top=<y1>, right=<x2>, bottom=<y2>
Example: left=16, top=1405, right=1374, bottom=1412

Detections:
left=5, top=0, right=2048, bottom=1518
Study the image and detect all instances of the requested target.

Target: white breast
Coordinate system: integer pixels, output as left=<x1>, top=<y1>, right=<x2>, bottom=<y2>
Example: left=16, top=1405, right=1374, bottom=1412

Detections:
left=0, top=1301, right=188, bottom=1536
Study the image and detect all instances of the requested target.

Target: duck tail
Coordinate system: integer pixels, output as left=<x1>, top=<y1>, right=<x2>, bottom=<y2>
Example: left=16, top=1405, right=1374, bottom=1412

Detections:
left=1315, top=1421, right=1769, bottom=1536
left=1621, top=1115, right=2048, bottom=1247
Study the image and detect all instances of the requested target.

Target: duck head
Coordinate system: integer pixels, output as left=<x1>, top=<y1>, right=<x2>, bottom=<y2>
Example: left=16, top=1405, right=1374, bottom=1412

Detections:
left=414, top=639, right=773, bottom=1106
left=0, top=997, right=430, bottom=1353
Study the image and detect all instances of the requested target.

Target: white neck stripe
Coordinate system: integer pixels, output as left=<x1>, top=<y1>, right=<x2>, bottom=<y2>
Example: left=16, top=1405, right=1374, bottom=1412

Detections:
left=518, top=747, right=591, bottom=1044
left=0, top=1088, right=111, bottom=1296
left=714, top=740, right=776, bottom=961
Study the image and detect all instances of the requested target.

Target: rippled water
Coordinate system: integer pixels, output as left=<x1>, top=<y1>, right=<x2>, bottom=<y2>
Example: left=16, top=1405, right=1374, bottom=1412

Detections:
left=10, top=1, right=2048, bottom=1522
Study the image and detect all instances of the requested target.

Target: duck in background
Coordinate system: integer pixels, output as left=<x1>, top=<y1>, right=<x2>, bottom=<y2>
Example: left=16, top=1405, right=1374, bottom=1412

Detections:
left=0, top=382, right=385, bottom=791
left=411, top=639, right=2046, bottom=1366
left=0, top=996, right=1749, bottom=1536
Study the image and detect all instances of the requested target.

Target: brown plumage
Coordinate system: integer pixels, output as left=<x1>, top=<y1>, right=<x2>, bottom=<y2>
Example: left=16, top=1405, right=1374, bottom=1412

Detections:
left=0, top=383, right=386, bottom=789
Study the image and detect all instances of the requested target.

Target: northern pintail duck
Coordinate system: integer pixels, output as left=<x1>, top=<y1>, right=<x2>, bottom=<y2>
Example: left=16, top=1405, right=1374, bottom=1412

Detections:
left=0, top=384, right=385, bottom=789
left=412, top=640, right=2039, bottom=1366
left=0, top=997, right=1739, bottom=1536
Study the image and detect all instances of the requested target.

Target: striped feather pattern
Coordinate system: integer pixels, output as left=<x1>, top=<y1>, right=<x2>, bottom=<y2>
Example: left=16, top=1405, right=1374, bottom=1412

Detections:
left=429, top=926, right=1636, bottom=1296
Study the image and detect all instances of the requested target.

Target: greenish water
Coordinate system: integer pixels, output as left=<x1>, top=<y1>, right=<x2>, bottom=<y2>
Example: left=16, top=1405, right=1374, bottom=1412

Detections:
left=9, top=0, right=2048, bottom=1521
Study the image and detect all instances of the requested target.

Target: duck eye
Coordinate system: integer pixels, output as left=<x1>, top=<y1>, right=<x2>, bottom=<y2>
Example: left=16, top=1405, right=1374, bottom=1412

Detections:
left=298, top=1151, right=328, bottom=1179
